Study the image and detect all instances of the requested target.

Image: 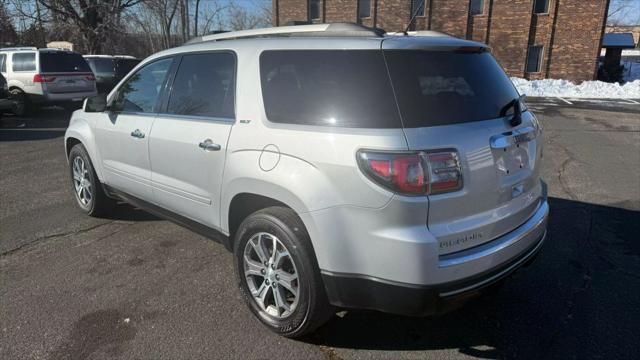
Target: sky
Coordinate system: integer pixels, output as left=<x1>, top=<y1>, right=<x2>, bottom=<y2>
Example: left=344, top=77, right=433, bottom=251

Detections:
left=608, top=0, right=640, bottom=25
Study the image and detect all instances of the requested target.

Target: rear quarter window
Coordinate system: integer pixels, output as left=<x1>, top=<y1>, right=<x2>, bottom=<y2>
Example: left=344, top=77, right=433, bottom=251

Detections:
left=12, top=53, right=36, bottom=72
left=259, top=50, right=401, bottom=128
left=384, top=50, right=520, bottom=127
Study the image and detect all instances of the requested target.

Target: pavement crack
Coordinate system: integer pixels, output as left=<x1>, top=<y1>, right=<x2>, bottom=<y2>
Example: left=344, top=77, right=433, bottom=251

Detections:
left=0, top=221, right=120, bottom=257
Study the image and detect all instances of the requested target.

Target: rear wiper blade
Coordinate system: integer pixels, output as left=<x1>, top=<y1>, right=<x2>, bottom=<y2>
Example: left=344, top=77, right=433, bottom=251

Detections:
left=500, top=95, right=526, bottom=127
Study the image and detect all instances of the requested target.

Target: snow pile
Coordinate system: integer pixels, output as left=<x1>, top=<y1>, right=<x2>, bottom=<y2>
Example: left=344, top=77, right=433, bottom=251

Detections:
left=511, top=77, right=640, bottom=98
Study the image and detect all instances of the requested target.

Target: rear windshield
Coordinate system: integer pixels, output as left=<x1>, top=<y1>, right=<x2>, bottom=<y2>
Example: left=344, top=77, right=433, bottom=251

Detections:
left=40, top=52, right=91, bottom=73
left=384, top=50, right=520, bottom=127
left=116, top=59, right=140, bottom=77
left=260, top=50, right=401, bottom=128
left=87, top=58, right=116, bottom=74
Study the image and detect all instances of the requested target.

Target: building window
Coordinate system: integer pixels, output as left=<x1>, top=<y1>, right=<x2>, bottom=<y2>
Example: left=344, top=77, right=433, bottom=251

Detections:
left=470, top=0, right=484, bottom=15
left=534, top=0, right=549, bottom=14
left=411, top=0, right=425, bottom=17
left=526, top=45, right=544, bottom=73
left=359, top=0, right=371, bottom=18
left=309, top=0, right=320, bottom=20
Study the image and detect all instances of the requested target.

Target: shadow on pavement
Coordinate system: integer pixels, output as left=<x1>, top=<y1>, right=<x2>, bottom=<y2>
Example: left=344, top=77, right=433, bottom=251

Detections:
left=306, top=197, right=639, bottom=359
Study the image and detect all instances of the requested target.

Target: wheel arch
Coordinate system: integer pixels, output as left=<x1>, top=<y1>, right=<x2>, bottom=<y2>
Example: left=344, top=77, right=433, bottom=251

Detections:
left=65, top=118, right=104, bottom=181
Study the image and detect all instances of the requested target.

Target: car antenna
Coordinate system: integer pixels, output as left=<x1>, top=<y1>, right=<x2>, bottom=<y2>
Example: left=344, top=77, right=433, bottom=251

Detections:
left=402, top=0, right=426, bottom=35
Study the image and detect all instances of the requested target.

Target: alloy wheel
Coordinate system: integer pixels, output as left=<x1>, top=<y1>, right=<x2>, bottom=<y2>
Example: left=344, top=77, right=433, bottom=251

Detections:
left=243, top=232, right=300, bottom=318
left=72, top=156, right=92, bottom=206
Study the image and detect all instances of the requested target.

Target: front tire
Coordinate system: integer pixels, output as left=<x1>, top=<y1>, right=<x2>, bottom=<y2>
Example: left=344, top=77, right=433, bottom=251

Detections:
left=233, top=206, right=334, bottom=338
left=9, top=89, right=30, bottom=117
left=68, top=144, right=115, bottom=216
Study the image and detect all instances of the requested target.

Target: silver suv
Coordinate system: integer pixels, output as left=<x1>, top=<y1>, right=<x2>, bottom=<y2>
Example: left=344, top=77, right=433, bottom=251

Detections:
left=64, top=23, right=548, bottom=338
left=0, top=47, right=97, bottom=115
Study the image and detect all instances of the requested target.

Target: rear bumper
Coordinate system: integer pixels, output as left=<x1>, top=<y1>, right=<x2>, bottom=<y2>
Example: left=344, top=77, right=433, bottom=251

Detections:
left=321, top=199, right=548, bottom=316
left=29, top=90, right=96, bottom=104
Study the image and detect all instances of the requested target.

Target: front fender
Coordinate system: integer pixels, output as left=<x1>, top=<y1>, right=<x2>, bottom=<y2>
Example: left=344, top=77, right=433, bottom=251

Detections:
left=64, top=115, right=104, bottom=181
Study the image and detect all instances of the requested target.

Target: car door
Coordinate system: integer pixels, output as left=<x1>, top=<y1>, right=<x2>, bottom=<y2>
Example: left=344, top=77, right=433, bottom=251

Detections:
left=93, top=57, right=174, bottom=201
left=148, top=51, right=236, bottom=229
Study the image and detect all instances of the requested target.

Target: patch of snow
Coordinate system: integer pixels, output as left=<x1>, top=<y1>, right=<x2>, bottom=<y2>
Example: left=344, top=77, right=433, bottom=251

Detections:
left=511, top=77, right=640, bottom=98
left=123, top=318, right=130, bottom=324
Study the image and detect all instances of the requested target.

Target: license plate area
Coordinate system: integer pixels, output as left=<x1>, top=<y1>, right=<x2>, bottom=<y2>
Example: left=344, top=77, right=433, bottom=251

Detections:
left=490, top=127, right=537, bottom=178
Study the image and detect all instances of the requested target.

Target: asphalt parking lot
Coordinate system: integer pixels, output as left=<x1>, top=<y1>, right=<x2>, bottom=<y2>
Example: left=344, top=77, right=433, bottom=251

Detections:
left=1, top=98, right=639, bottom=360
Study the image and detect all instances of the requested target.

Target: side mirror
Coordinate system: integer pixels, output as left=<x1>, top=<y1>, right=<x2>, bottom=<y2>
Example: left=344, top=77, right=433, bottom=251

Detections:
left=83, top=94, right=107, bottom=113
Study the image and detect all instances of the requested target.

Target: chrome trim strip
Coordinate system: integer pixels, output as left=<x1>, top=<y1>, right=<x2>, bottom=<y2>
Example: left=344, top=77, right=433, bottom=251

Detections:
left=439, top=230, right=546, bottom=297
left=438, top=200, right=548, bottom=268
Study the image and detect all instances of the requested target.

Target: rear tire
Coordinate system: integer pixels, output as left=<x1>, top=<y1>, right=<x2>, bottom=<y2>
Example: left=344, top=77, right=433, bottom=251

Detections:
left=68, top=143, right=115, bottom=217
left=233, top=206, right=334, bottom=338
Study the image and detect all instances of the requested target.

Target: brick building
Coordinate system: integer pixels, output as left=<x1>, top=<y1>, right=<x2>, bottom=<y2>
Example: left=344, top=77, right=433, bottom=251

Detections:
left=272, top=0, right=611, bottom=82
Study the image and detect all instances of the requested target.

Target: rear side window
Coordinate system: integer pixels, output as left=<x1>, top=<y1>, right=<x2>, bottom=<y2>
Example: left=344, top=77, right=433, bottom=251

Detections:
left=0, top=54, right=6, bottom=72
left=40, top=52, right=91, bottom=73
left=260, top=50, right=401, bottom=128
left=12, top=53, right=36, bottom=72
left=167, top=52, right=235, bottom=119
left=113, top=58, right=173, bottom=113
left=384, top=50, right=520, bottom=127
left=87, top=58, right=116, bottom=74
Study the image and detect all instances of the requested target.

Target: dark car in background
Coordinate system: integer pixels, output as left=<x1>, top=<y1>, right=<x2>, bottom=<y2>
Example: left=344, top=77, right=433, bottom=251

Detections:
left=83, top=55, right=140, bottom=94
left=0, top=73, right=14, bottom=119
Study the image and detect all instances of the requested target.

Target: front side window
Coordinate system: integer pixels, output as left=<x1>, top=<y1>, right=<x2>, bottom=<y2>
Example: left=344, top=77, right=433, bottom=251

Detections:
left=12, top=53, right=36, bottom=72
left=385, top=50, right=520, bottom=127
left=526, top=45, right=544, bottom=73
left=260, top=50, right=401, bottom=128
left=470, top=0, right=484, bottom=15
left=309, top=0, right=320, bottom=20
left=534, top=0, right=549, bottom=14
left=359, top=0, right=371, bottom=18
left=167, top=52, right=236, bottom=119
left=411, top=0, right=425, bottom=17
left=112, top=58, right=173, bottom=113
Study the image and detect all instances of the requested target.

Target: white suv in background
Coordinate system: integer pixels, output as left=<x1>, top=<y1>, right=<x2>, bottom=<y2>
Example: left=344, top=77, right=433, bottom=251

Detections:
left=0, top=47, right=97, bottom=115
left=64, top=23, right=548, bottom=338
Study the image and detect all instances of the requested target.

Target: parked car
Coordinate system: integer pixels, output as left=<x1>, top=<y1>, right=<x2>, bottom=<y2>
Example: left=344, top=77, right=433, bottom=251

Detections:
left=65, top=23, right=548, bottom=338
left=0, top=47, right=97, bottom=115
left=0, top=73, right=15, bottom=119
left=84, top=55, right=141, bottom=94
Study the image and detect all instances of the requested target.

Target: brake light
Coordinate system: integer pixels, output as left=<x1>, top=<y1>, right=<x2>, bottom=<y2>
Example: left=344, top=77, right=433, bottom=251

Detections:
left=357, top=150, right=462, bottom=196
left=33, top=74, right=56, bottom=83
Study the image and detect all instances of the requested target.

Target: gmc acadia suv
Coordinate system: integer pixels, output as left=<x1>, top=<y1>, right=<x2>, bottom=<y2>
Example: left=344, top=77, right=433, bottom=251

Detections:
left=64, top=23, right=548, bottom=338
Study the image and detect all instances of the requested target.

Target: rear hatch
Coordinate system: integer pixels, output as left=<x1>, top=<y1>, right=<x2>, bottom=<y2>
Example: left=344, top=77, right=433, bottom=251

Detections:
left=383, top=37, right=543, bottom=255
left=39, top=52, right=95, bottom=94
left=86, top=57, right=118, bottom=92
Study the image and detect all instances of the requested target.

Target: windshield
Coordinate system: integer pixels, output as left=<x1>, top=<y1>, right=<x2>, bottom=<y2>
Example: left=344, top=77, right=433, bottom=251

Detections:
left=40, top=52, right=91, bottom=73
left=384, top=50, right=520, bottom=127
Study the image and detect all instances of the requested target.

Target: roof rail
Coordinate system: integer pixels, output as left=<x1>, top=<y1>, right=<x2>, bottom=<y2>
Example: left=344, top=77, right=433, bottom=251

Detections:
left=0, top=47, right=38, bottom=51
left=187, top=23, right=384, bottom=44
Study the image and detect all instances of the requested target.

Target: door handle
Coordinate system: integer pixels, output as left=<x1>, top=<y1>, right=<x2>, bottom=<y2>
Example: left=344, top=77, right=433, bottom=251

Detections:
left=130, top=129, right=145, bottom=139
left=199, top=139, right=221, bottom=151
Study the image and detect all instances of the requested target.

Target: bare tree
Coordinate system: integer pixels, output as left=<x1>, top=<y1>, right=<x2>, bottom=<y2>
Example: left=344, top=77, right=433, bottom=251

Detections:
left=225, top=0, right=272, bottom=31
left=32, top=0, right=142, bottom=54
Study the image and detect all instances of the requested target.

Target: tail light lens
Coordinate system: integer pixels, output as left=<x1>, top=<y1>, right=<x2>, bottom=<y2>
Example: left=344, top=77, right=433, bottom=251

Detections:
left=85, top=75, right=95, bottom=81
left=33, top=74, right=56, bottom=83
left=357, top=150, right=462, bottom=196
